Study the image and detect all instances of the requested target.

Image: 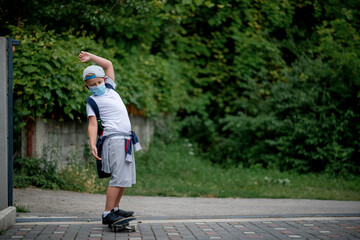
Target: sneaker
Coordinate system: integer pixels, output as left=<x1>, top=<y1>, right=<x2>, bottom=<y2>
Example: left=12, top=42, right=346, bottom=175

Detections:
left=102, top=210, right=124, bottom=225
left=115, top=209, right=134, bottom=218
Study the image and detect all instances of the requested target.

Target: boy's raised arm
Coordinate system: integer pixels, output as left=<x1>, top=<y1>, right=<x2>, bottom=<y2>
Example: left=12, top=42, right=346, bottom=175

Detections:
left=78, top=51, right=115, bottom=82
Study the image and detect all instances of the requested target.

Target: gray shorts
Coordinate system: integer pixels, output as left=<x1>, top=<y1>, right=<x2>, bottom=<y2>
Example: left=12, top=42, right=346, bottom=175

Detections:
left=102, top=137, right=136, bottom=187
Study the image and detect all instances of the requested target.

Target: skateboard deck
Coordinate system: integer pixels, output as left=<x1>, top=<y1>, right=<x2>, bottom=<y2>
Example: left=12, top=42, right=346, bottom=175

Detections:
left=110, top=216, right=136, bottom=232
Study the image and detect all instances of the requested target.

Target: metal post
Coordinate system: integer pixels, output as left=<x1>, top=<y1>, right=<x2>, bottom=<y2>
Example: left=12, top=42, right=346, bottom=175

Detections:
left=7, top=38, right=20, bottom=207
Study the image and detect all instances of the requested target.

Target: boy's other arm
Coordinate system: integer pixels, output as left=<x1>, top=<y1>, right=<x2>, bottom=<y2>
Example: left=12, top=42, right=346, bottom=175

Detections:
left=88, top=116, right=101, bottom=160
left=78, top=51, right=115, bottom=82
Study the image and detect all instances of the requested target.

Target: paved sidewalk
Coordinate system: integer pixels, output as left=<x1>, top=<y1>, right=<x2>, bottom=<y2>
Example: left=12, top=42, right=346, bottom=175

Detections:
left=4, top=188, right=360, bottom=239
left=1, top=216, right=360, bottom=239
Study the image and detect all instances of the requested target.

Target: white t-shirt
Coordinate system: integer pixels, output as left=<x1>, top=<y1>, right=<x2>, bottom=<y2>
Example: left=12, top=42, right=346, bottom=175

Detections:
left=86, top=77, right=131, bottom=135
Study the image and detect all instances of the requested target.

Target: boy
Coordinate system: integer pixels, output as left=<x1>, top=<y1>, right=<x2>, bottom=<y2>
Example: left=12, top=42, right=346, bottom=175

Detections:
left=78, top=51, right=140, bottom=225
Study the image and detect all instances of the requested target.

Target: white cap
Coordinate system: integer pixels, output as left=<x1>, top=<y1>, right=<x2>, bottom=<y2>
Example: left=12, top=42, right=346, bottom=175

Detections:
left=83, top=65, right=105, bottom=80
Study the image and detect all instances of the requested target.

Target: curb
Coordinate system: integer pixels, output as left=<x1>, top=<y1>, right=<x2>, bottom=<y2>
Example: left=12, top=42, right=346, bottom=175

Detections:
left=0, top=206, right=16, bottom=231
left=16, top=213, right=360, bottom=224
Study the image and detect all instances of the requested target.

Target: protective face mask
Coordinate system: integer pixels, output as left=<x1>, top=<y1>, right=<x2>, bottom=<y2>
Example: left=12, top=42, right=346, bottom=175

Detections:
left=89, top=83, right=106, bottom=96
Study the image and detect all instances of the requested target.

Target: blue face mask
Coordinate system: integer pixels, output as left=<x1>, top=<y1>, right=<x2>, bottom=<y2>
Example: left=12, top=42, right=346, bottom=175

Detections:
left=89, top=83, right=106, bottom=96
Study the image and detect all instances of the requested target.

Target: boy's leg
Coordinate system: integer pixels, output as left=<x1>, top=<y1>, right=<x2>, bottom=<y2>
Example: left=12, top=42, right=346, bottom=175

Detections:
left=105, top=186, right=123, bottom=211
left=114, top=187, right=125, bottom=209
left=112, top=187, right=134, bottom=217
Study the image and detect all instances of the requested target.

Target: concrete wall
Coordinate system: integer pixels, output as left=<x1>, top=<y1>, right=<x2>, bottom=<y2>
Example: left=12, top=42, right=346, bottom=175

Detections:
left=21, top=118, right=89, bottom=166
left=0, top=37, right=9, bottom=211
left=21, top=115, right=154, bottom=165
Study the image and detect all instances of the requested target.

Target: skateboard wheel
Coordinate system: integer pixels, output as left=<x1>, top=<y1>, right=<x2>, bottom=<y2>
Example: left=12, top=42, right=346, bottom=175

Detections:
left=131, top=226, right=136, bottom=232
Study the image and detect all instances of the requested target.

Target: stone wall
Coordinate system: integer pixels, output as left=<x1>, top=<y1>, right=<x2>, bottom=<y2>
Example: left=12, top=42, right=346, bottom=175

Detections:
left=21, top=115, right=154, bottom=165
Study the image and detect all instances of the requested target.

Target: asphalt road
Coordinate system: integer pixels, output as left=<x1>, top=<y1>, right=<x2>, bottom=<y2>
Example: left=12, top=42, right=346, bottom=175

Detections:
left=14, top=188, right=360, bottom=219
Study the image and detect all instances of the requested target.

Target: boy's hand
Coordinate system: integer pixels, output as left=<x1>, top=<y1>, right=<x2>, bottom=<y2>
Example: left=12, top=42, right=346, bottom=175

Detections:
left=78, top=51, right=115, bottom=81
left=91, top=145, right=102, bottom=160
left=78, top=51, right=92, bottom=63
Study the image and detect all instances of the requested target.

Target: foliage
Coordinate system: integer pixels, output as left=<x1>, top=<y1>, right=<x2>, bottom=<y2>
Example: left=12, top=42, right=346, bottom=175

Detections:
left=173, top=0, right=360, bottom=176
left=9, top=24, right=188, bottom=122
left=2, top=0, right=359, bottom=176
left=14, top=204, right=30, bottom=213
left=57, top=160, right=108, bottom=193
left=13, top=157, right=65, bottom=189
left=129, top=138, right=360, bottom=200
left=13, top=138, right=360, bottom=200
left=11, top=26, right=92, bottom=122
left=220, top=56, right=360, bottom=175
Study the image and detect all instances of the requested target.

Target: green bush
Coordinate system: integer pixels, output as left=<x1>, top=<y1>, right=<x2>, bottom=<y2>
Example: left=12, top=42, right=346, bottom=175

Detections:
left=219, top=55, right=359, bottom=176
left=13, top=157, right=65, bottom=189
left=10, top=25, right=106, bottom=122
left=10, top=24, right=189, bottom=122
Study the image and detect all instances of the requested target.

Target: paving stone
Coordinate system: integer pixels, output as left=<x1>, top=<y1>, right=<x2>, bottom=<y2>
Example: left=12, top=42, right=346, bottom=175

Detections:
left=3, top=218, right=360, bottom=240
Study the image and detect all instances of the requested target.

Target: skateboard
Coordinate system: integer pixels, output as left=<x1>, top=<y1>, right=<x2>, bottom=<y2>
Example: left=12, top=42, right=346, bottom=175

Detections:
left=110, top=216, right=136, bottom=232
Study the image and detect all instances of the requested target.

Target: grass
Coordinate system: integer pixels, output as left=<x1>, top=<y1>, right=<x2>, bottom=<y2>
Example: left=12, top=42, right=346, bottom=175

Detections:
left=14, top=204, right=30, bottom=213
left=56, top=138, right=360, bottom=201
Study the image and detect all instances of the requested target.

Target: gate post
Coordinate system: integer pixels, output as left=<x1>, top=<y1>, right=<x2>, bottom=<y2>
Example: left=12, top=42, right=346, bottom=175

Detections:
left=7, top=37, right=20, bottom=207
